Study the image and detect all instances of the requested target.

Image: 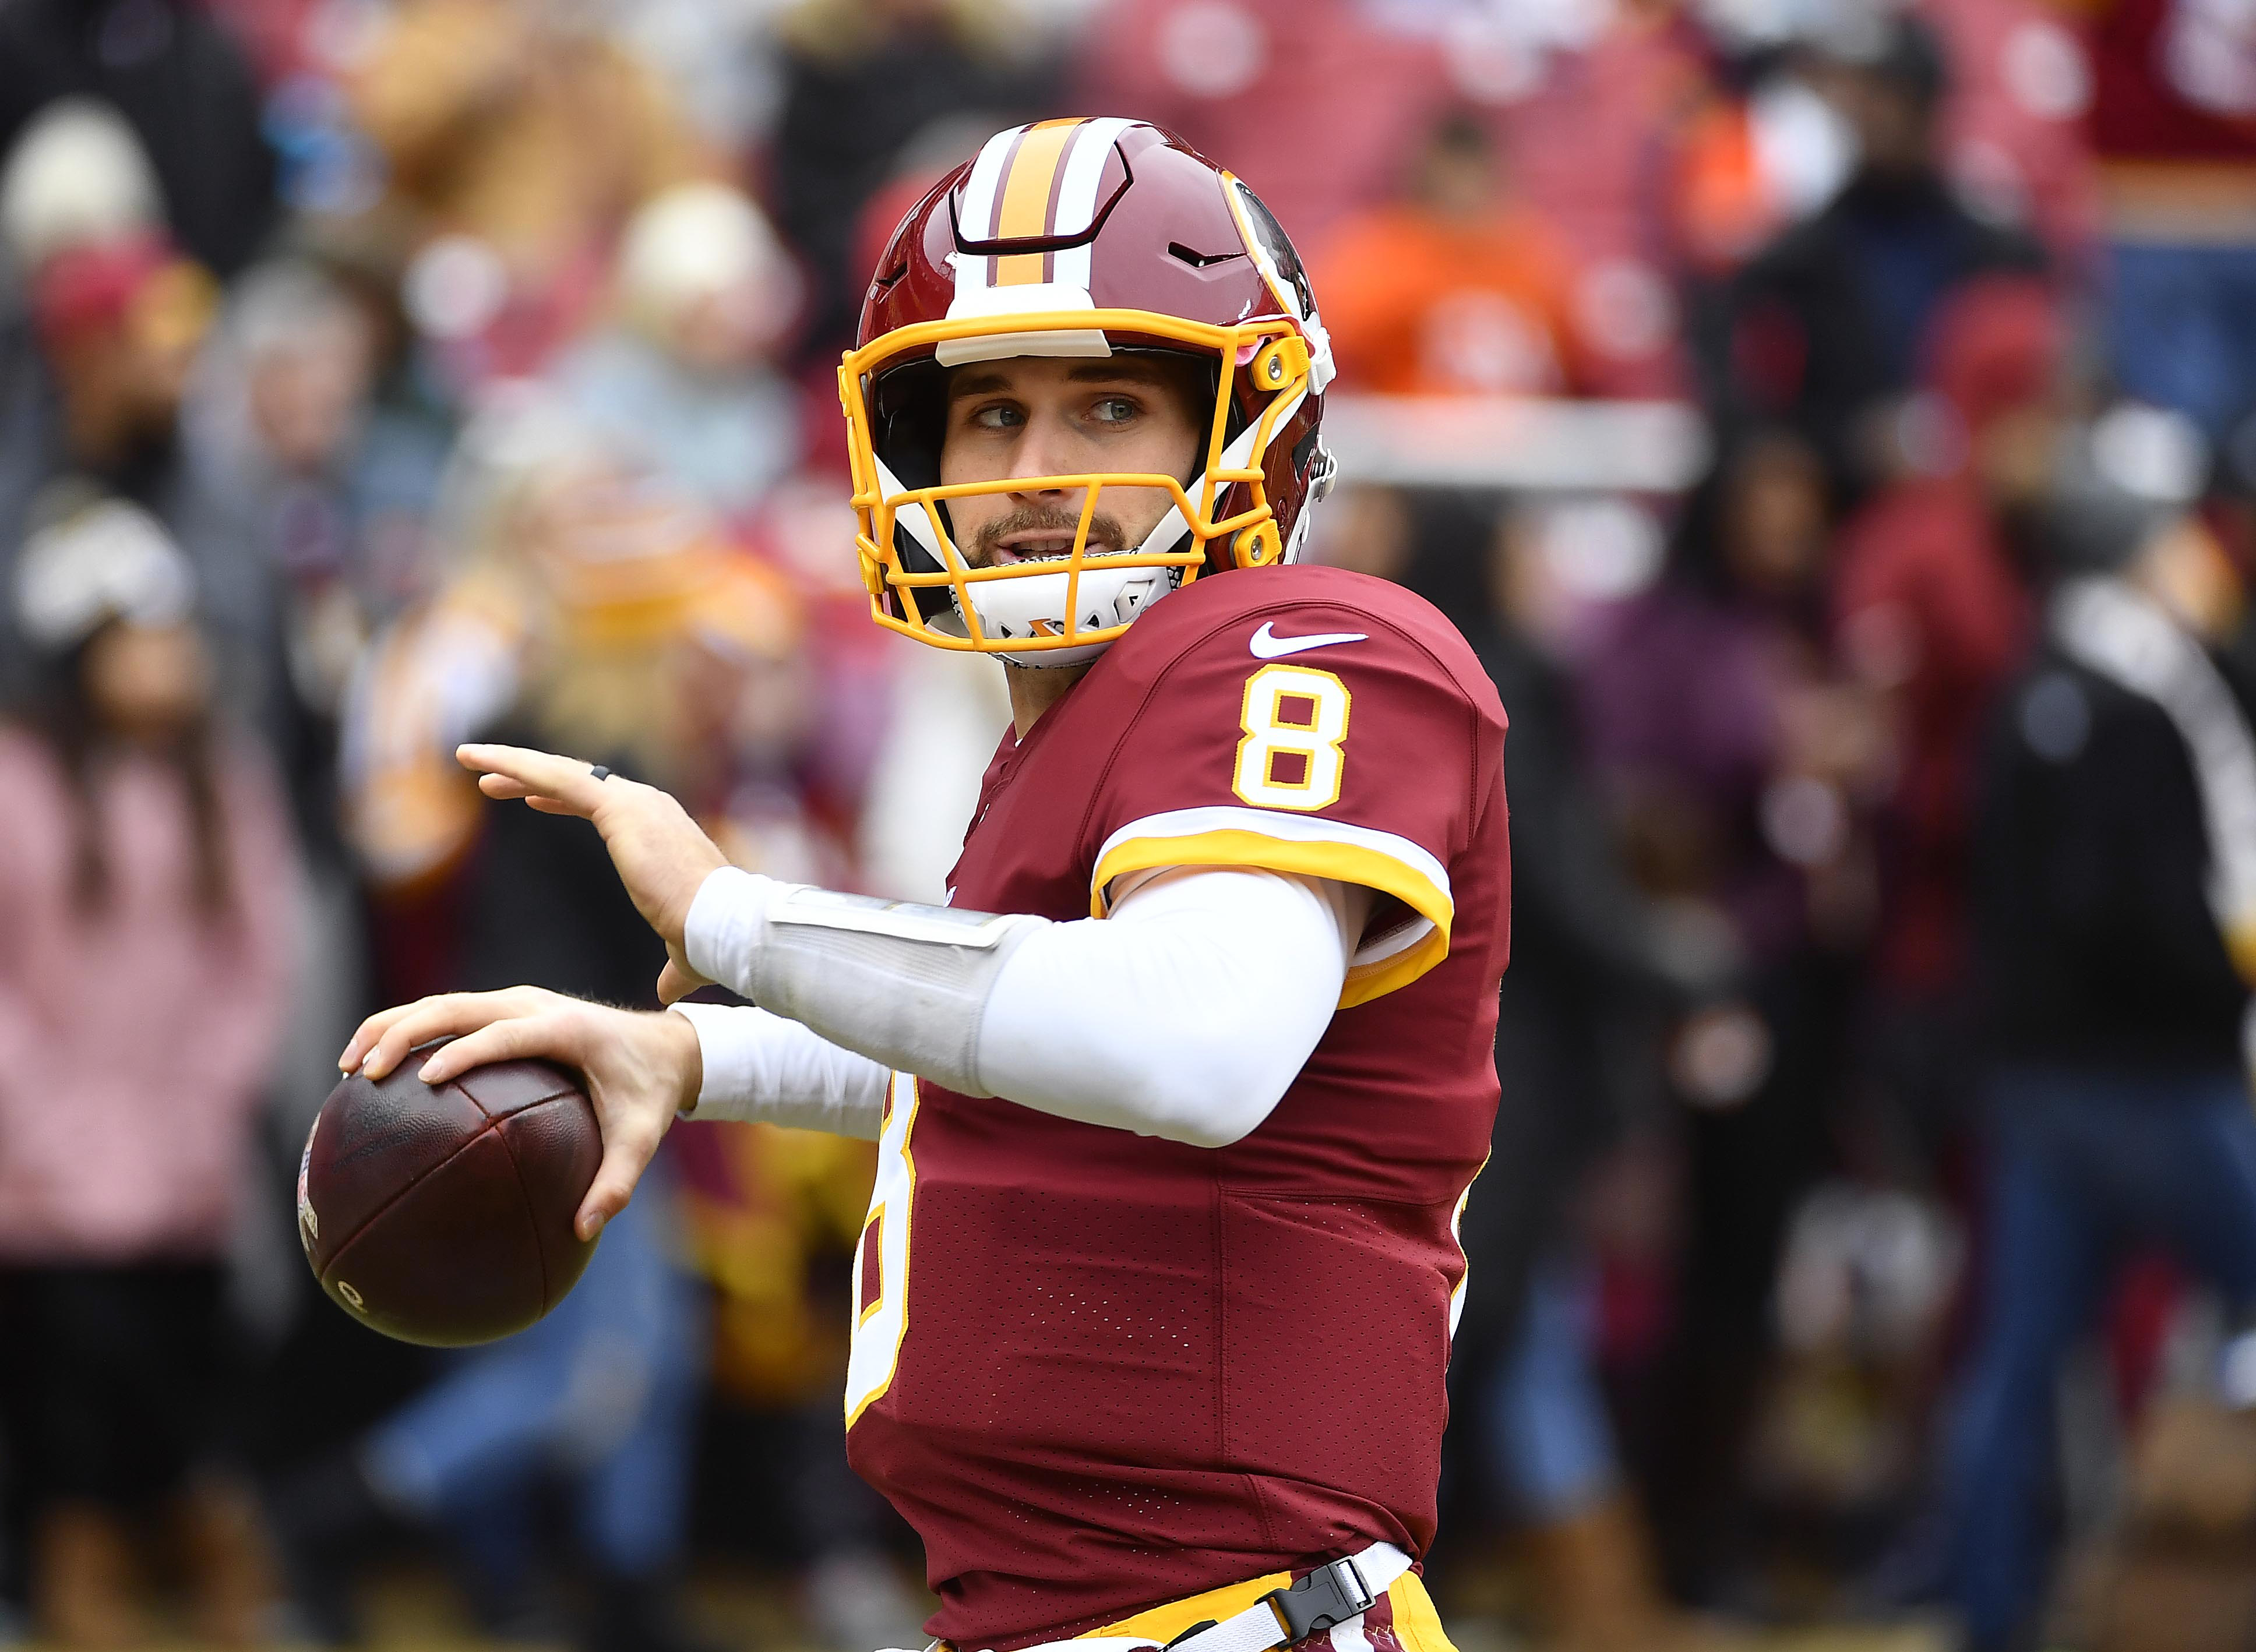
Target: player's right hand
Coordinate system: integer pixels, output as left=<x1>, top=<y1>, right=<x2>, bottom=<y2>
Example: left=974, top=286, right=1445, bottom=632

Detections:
left=453, top=743, right=730, bottom=1000
left=340, top=987, right=703, bottom=1241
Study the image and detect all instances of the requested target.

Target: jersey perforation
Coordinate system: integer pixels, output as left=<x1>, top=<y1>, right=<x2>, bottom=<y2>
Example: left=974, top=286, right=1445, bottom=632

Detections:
left=1209, top=1167, right=1235, bottom=1478
left=1216, top=1185, right=1469, bottom=1211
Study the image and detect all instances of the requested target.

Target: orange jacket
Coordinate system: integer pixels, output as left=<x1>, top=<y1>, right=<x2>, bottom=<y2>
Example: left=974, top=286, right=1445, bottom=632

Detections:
left=1317, top=202, right=1589, bottom=396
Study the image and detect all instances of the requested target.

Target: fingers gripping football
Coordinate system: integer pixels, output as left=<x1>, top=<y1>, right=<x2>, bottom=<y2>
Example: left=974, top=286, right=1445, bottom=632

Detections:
left=339, top=987, right=701, bottom=1240
left=341, top=987, right=559, bottom=1081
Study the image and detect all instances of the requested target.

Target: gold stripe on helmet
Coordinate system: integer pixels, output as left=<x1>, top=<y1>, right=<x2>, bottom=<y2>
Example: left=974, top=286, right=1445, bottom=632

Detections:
left=993, top=118, right=1081, bottom=285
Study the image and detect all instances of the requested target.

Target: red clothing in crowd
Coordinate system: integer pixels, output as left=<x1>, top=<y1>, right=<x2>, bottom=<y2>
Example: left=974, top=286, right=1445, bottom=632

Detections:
left=1830, top=274, right=2056, bottom=992
left=1833, top=482, right=2031, bottom=993
left=2079, top=0, right=2256, bottom=161
left=1071, top=0, right=1443, bottom=246
left=1927, top=0, right=2102, bottom=261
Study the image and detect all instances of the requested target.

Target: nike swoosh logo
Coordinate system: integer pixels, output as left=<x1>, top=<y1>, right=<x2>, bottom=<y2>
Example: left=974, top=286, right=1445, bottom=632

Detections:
left=1250, top=620, right=1369, bottom=659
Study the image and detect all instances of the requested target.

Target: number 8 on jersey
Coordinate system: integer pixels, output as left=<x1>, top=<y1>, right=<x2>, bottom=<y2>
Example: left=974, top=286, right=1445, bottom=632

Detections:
left=1234, top=664, right=1352, bottom=811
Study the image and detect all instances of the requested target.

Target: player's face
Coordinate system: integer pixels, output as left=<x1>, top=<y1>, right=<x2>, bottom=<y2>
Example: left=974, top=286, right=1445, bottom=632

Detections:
left=939, top=355, right=1204, bottom=569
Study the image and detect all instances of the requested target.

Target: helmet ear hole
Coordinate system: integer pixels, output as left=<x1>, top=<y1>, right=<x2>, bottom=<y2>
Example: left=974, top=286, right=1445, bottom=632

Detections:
left=1232, top=521, right=1282, bottom=569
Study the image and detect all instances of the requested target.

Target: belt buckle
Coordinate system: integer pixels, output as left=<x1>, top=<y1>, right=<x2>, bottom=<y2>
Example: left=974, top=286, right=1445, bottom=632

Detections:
left=1261, top=1558, right=1375, bottom=1644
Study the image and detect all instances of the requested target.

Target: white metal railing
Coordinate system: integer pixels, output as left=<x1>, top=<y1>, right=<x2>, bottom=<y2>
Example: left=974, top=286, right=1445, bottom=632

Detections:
left=1322, top=394, right=1711, bottom=493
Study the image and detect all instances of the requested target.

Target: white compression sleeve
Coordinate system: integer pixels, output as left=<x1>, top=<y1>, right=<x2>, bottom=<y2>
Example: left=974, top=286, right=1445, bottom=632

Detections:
left=974, top=867, right=1365, bottom=1147
left=667, top=1003, right=889, bottom=1139
left=681, top=863, right=1365, bottom=1149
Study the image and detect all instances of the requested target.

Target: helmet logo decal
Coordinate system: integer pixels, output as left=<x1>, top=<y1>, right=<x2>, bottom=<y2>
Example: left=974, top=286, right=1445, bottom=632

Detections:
left=951, top=117, right=1137, bottom=309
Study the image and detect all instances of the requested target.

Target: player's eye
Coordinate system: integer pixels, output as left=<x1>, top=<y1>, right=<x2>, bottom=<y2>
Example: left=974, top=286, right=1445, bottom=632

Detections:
left=1088, top=395, right=1140, bottom=425
left=967, top=403, right=1024, bottom=431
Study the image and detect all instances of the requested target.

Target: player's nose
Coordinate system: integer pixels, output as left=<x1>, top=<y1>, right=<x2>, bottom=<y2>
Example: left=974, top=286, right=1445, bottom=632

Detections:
left=1004, top=421, right=1085, bottom=498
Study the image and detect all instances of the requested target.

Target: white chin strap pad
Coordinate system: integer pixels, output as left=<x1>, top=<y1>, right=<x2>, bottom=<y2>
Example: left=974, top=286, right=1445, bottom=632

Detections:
left=956, top=475, right=1215, bottom=668
left=961, top=561, right=1180, bottom=666
left=960, top=402, right=1294, bottom=666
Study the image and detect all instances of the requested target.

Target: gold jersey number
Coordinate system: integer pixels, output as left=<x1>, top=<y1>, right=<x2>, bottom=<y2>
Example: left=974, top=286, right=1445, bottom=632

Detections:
left=844, top=1071, right=919, bottom=1427
left=1233, top=663, right=1352, bottom=811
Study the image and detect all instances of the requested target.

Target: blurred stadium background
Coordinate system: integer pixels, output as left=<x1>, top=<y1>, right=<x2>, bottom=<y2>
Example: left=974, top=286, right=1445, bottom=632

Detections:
left=3, top=0, right=2256, bottom=1649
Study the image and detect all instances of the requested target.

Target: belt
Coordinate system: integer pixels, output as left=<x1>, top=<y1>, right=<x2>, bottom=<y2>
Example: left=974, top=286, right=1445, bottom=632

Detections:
left=993, top=1541, right=1413, bottom=1652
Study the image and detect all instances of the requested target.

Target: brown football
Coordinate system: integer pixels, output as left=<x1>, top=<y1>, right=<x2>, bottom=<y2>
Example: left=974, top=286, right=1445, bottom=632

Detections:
left=297, top=1042, right=604, bottom=1346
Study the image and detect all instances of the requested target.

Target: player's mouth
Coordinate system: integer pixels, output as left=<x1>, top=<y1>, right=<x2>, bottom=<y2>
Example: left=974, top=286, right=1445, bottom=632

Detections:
left=979, top=517, right=1128, bottom=566
left=990, top=532, right=1113, bottom=564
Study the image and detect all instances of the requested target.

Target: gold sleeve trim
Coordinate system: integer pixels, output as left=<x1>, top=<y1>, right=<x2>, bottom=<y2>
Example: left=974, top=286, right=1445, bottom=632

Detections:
left=1088, top=828, right=1454, bottom=1008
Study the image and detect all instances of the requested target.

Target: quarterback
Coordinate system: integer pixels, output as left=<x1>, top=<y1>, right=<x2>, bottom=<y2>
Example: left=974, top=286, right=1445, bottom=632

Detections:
left=344, top=121, right=1510, bottom=1652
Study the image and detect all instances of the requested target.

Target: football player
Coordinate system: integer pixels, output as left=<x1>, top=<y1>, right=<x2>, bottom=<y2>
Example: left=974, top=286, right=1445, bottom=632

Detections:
left=344, top=121, right=1509, bottom=1652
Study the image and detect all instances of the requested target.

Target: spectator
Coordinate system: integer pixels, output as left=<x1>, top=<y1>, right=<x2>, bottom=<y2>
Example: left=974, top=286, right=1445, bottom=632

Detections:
left=0, top=225, right=287, bottom=746
left=269, top=1181, right=713, bottom=1652
left=311, top=409, right=778, bottom=1651
left=182, top=249, right=455, bottom=790
left=345, top=0, right=710, bottom=374
left=1437, top=488, right=1740, bottom=1650
left=0, top=0, right=276, bottom=278
left=555, top=183, right=806, bottom=524
left=1319, top=112, right=1593, bottom=397
left=1719, top=13, right=2046, bottom=492
left=25, top=234, right=212, bottom=493
left=1575, top=426, right=1882, bottom=1600
left=184, top=253, right=438, bottom=1205
left=1948, top=470, right=2256, bottom=1651
left=281, top=223, right=465, bottom=620
left=0, top=496, right=296, bottom=1647
left=187, top=259, right=387, bottom=846
left=338, top=398, right=794, bottom=910
left=769, top=0, right=1058, bottom=362
left=1831, top=274, right=2061, bottom=1150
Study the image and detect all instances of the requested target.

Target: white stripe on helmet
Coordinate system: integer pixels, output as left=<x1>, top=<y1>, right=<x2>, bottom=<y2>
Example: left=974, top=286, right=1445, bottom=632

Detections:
left=947, top=123, right=1025, bottom=306
left=1050, top=117, right=1136, bottom=294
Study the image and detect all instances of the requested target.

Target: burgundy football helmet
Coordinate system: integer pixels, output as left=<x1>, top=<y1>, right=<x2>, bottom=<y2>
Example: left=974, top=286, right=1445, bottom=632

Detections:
left=841, top=118, right=1337, bottom=665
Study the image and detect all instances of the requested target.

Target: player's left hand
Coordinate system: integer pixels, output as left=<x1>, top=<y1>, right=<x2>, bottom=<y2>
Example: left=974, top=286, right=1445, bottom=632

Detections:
left=339, top=986, right=702, bottom=1240
left=456, top=743, right=727, bottom=999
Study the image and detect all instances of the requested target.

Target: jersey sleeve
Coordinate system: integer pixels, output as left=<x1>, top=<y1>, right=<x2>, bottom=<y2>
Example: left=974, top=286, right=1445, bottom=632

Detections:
left=1085, top=614, right=1487, bottom=1007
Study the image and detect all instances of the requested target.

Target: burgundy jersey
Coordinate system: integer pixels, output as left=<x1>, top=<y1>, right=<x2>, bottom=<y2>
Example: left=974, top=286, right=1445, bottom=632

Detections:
left=843, top=565, right=1510, bottom=1648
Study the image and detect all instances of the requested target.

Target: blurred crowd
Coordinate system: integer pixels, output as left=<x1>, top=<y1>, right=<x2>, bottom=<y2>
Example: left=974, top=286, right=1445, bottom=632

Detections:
left=2, top=1, right=2256, bottom=1650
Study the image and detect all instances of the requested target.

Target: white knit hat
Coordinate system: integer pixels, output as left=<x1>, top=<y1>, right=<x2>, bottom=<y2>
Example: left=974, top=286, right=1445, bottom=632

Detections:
left=0, top=98, right=163, bottom=273
left=15, top=496, right=195, bottom=652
